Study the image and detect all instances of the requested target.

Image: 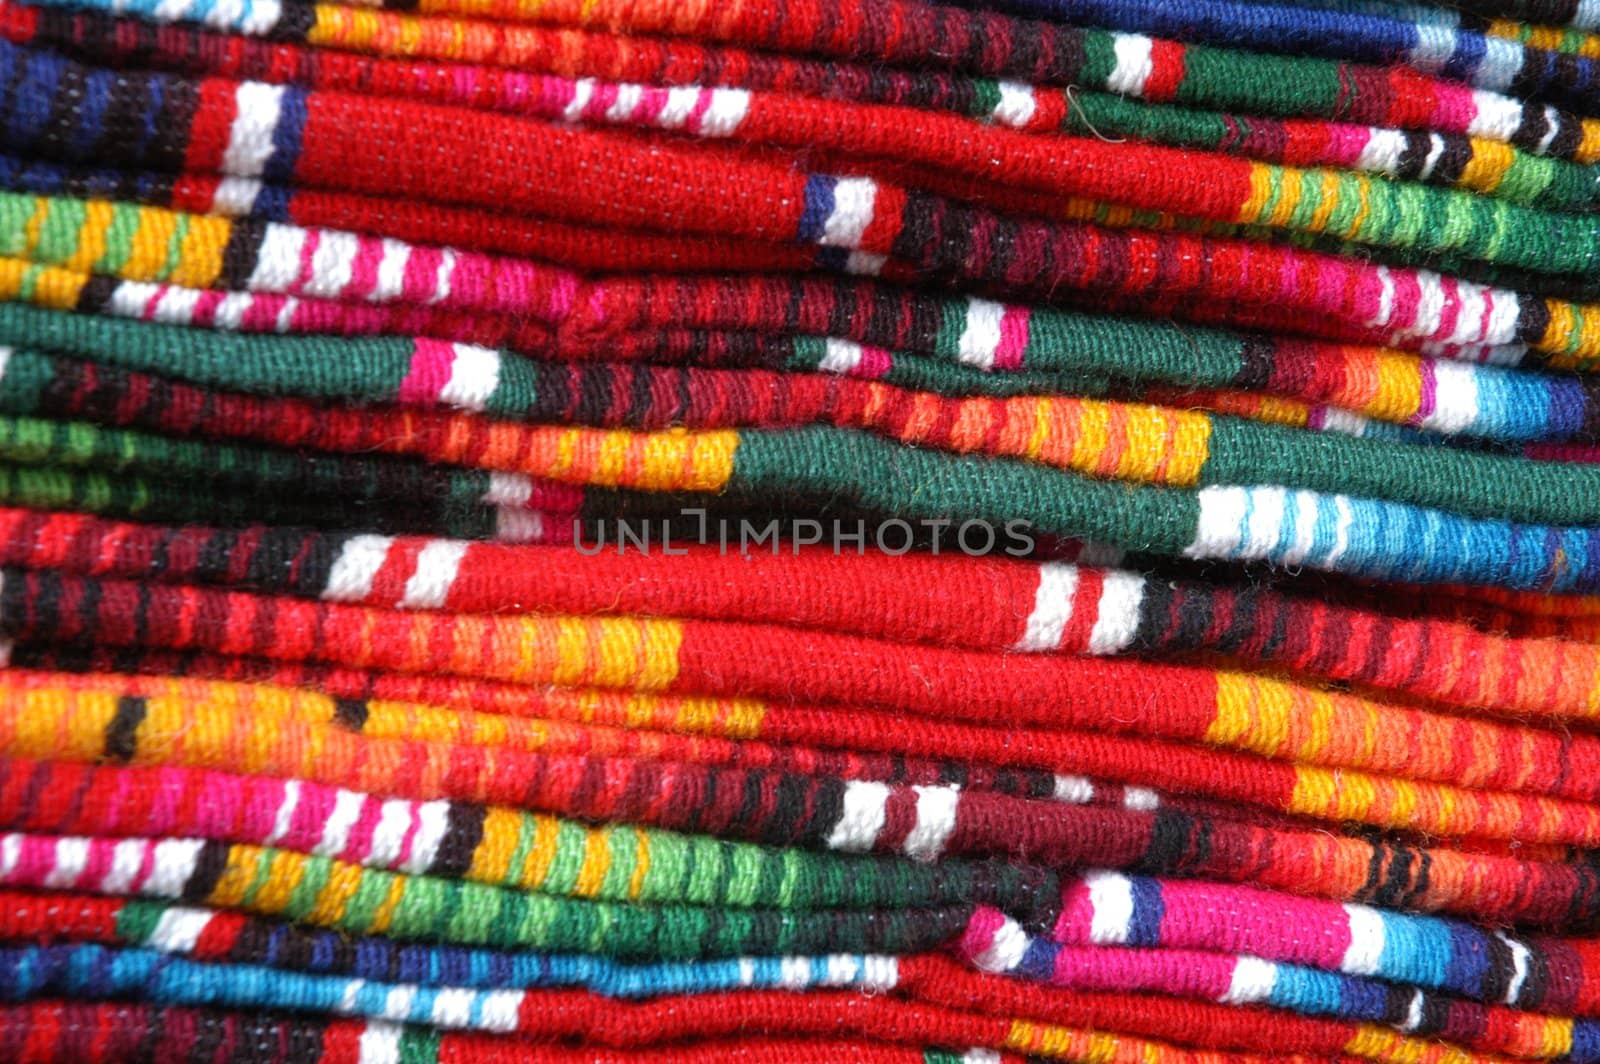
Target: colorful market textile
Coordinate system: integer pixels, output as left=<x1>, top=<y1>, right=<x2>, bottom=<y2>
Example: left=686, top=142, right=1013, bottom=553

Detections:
left=11, top=508, right=1600, bottom=721
left=8, top=0, right=1600, bottom=1061
left=8, top=6, right=1597, bottom=214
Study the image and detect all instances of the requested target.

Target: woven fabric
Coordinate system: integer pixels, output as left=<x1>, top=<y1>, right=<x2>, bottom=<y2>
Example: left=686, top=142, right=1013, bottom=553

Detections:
left=6, top=0, right=1600, bottom=1060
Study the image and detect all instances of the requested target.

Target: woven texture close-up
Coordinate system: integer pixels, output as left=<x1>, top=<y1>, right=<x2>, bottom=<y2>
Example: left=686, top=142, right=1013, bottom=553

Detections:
left=7, top=0, right=1600, bottom=1061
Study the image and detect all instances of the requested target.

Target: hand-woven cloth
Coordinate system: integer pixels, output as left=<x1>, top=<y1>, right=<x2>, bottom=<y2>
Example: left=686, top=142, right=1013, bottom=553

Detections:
left=6, top=0, right=1600, bottom=1060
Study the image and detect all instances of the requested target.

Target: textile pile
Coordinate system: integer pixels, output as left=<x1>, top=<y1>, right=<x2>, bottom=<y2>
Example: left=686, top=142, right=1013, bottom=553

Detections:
left=5, top=0, right=1600, bottom=1059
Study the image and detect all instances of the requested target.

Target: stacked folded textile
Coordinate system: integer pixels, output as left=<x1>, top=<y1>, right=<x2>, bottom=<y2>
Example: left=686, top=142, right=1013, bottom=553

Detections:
left=3, top=0, right=1600, bottom=1060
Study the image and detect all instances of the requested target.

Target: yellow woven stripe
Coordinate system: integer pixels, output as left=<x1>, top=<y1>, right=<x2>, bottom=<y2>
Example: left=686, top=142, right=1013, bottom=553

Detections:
left=868, top=392, right=1211, bottom=487
left=528, top=427, right=737, bottom=491
left=3, top=687, right=114, bottom=760
left=1209, top=673, right=1404, bottom=770
left=206, top=847, right=261, bottom=910
left=1539, top=1017, right=1576, bottom=1058
left=573, top=826, right=611, bottom=898
left=1016, top=398, right=1050, bottom=463
left=1004, top=1020, right=1105, bottom=1061
left=1307, top=169, right=1341, bottom=234
left=1494, top=21, right=1600, bottom=59
left=1458, top=140, right=1515, bottom=196
left=65, top=200, right=115, bottom=274
left=1208, top=672, right=1278, bottom=752
left=368, top=874, right=410, bottom=934
left=20, top=199, right=48, bottom=256
left=1368, top=354, right=1425, bottom=421
left=1236, top=394, right=1312, bottom=428
left=0, top=676, right=774, bottom=783
left=1241, top=164, right=1274, bottom=223
left=1545, top=301, right=1600, bottom=363
left=1066, top=402, right=1111, bottom=480
left=718, top=698, right=766, bottom=738
left=596, top=615, right=651, bottom=688
left=0, top=258, right=88, bottom=309
left=1346, top=177, right=1373, bottom=243
left=468, top=808, right=522, bottom=886
left=1575, top=309, right=1600, bottom=361
left=629, top=831, right=651, bottom=900
left=172, top=214, right=229, bottom=288
left=122, top=208, right=181, bottom=283
left=363, top=701, right=543, bottom=751
left=1266, top=166, right=1304, bottom=229
left=308, top=4, right=370, bottom=48
left=254, top=848, right=310, bottom=913
left=573, top=687, right=752, bottom=737
left=1577, top=120, right=1600, bottom=165
left=1158, top=407, right=1211, bottom=486
left=517, top=815, right=562, bottom=889
left=1343, top=1024, right=1502, bottom=1063
left=309, top=860, right=365, bottom=925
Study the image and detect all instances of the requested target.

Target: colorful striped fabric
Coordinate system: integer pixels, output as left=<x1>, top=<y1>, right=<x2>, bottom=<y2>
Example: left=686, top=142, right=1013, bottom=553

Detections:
left=8, top=55, right=1600, bottom=359
left=961, top=908, right=1600, bottom=1060
left=7, top=330, right=1600, bottom=528
left=972, top=0, right=1600, bottom=111
left=10, top=5, right=1599, bottom=214
left=12, top=508, right=1600, bottom=720
left=6, top=0, right=1600, bottom=1059
left=4, top=276, right=1591, bottom=448
left=9, top=667, right=1600, bottom=922
left=1044, top=872, right=1600, bottom=1012
left=19, top=581, right=1600, bottom=832
left=33, top=0, right=1600, bottom=169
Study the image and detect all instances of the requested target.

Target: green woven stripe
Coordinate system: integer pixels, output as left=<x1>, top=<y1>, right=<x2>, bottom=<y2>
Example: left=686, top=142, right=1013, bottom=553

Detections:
left=0, top=303, right=1116, bottom=413
left=8, top=361, right=1599, bottom=523
left=784, top=336, right=1111, bottom=397
left=32, top=196, right=87, bottom=263
left=732, top=426, right=1202, bottom=555
left=727, top=415, right=1600, bottom=527
left=206, top=845, right=969, bottom=959
left=1199, top=416, right=1600, bottom=524
left=397, top=1028, right=443, bottom=1064
left=6, top=304, right=1597, bottom=523
left=976, top=304, right=1254, bottom=385
left=0, top=463, right=500, bottom=538
left=0, top=415, right=498, bottom=514
left=0, top=300, right=419, bottom=403
left=0, top=195, right=33, bottom=259
left=1175, top=45, right=1347, bottom=124
left=0, top=301, right=1238, bottom=409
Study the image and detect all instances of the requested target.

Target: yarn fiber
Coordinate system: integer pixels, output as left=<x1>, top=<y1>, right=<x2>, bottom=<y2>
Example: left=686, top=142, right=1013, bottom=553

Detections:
left=7, top=0, right=1600, bottom=1060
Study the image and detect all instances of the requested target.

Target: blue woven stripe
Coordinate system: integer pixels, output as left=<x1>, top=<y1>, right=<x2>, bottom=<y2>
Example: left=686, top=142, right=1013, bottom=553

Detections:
left=0, top=944, right=896, bottom=1016
left=1213, top=488, right=1600, bottom=591
left=263, top=86, right=308, bottom=186
left=797, top=176, right=836, bottom=245
left=2, top=46, right=63, bottom=149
